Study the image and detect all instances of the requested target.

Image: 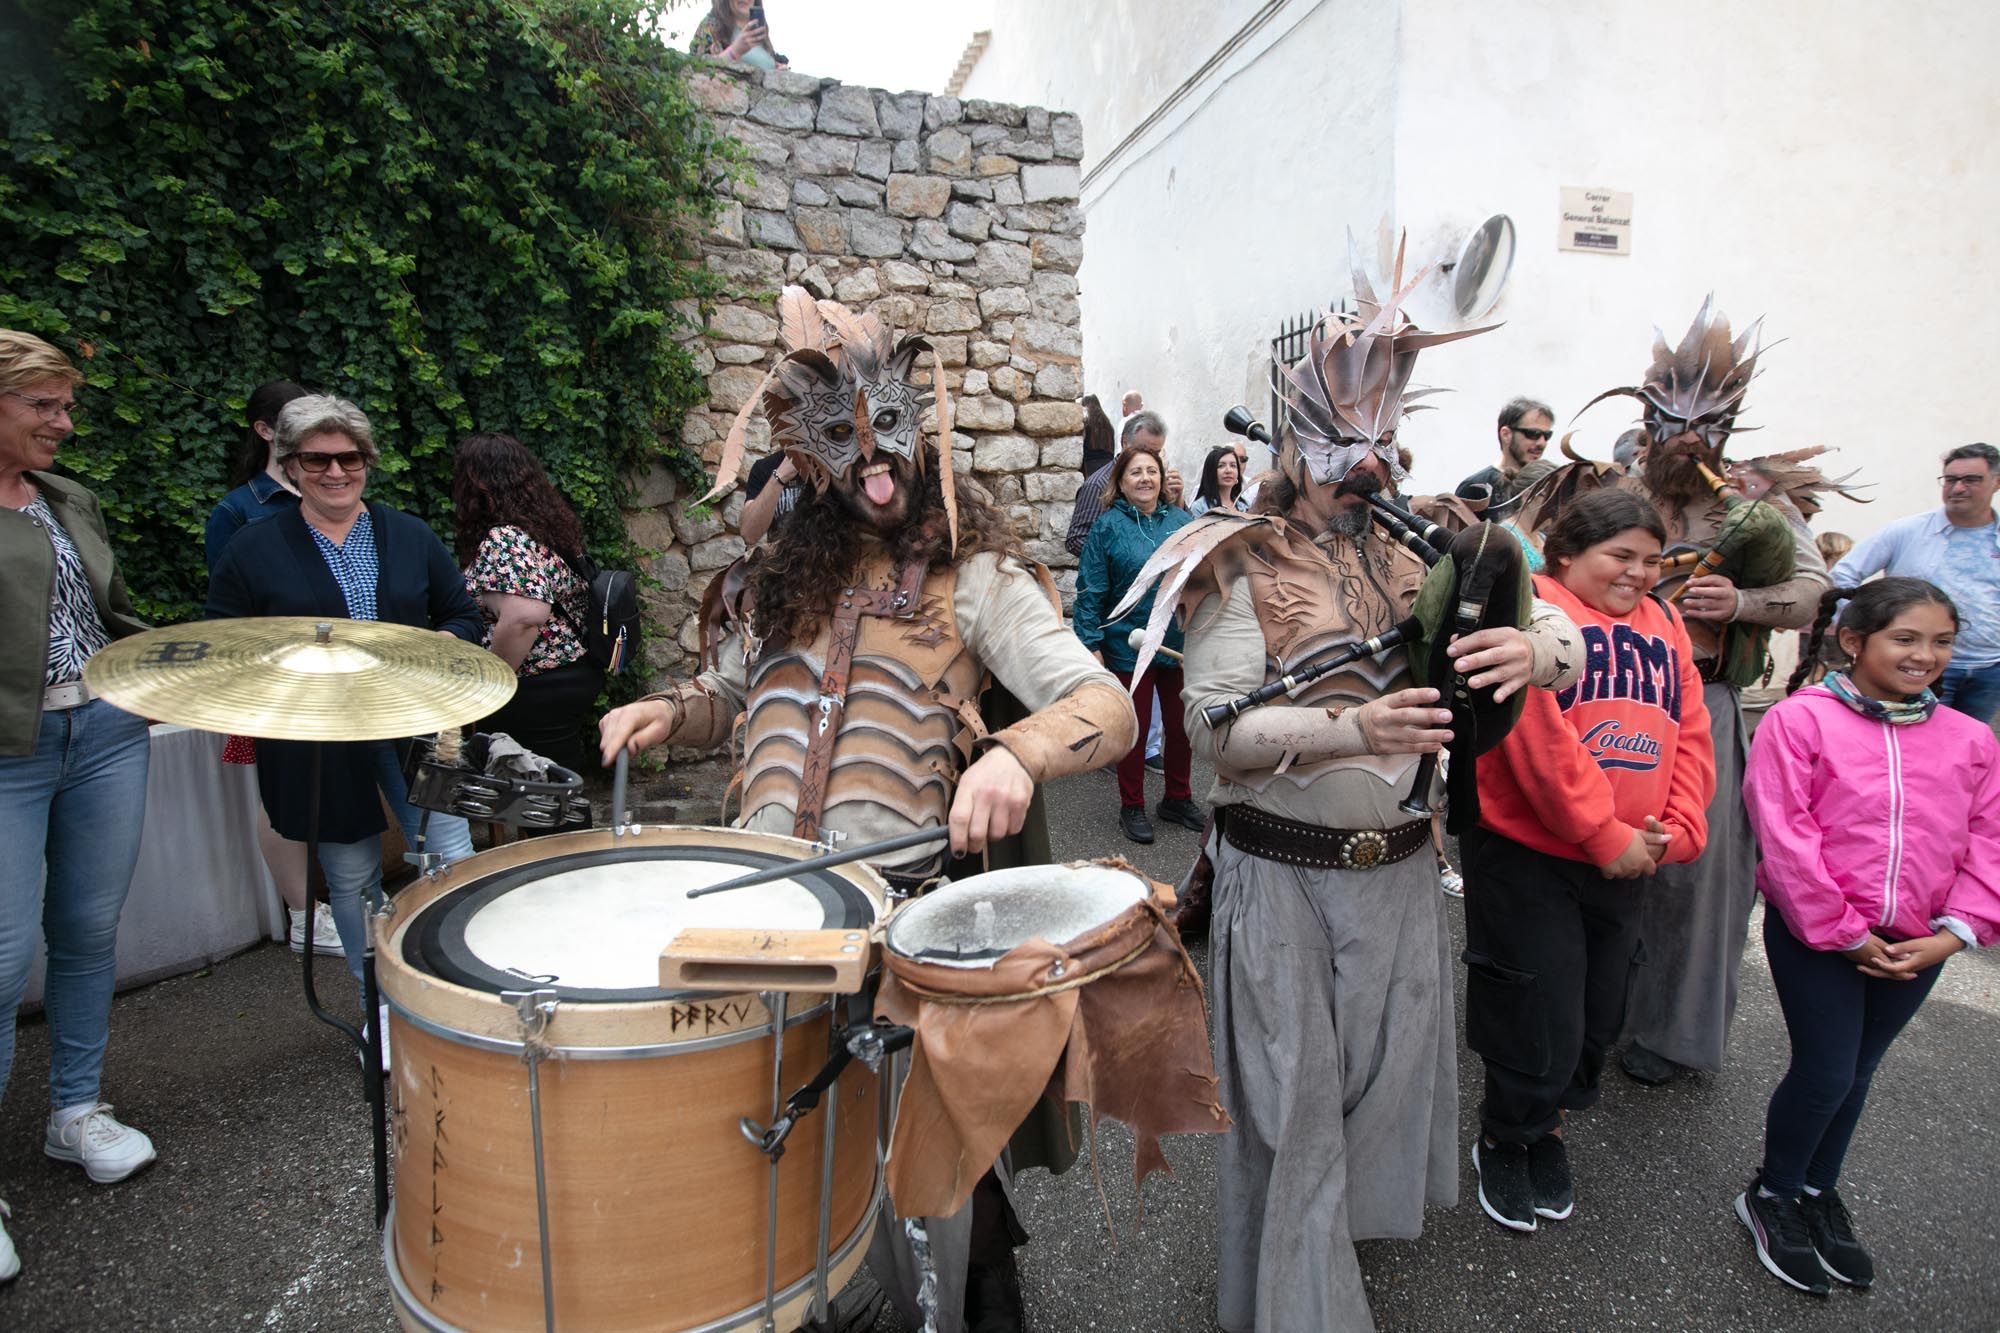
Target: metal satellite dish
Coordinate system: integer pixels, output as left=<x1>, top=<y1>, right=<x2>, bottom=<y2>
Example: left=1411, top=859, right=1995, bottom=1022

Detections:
left=1449, top=214, right=1516, bottom=321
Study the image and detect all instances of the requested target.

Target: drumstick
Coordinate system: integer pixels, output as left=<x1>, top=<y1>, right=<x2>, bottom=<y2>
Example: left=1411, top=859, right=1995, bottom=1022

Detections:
left=611, top=749, right=630, bottom=836
left=686, top=826, right=952, bottom=898
left=1127, top=628, right=1183, bottom=663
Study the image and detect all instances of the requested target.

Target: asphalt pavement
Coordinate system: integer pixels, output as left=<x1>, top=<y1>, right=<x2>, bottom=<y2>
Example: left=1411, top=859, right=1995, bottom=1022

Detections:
left=3, top=752, right=1996, bottom=1331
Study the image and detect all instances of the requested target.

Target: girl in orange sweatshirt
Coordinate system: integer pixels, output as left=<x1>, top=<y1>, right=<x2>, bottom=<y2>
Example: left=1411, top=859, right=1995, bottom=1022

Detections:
left=1463, top=489, right=1717, bottom=1233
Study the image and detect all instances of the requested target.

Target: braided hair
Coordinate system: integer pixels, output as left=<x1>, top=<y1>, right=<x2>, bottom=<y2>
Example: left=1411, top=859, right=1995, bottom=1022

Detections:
left=1787, top=578, right=1959, bottom=694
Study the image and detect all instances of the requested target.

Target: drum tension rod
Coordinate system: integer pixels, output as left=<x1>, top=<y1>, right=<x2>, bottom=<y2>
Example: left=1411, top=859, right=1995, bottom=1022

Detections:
left=740, top=1024, right=913, bottom=1163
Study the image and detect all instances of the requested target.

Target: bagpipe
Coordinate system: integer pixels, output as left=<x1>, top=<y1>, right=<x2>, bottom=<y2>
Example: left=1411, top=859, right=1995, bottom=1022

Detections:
left=1215, top=407, right=1532, bottom=832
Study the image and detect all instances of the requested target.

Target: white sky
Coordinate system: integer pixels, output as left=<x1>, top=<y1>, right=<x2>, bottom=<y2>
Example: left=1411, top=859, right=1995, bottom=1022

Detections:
left=659, top=1, right=996, bottom=96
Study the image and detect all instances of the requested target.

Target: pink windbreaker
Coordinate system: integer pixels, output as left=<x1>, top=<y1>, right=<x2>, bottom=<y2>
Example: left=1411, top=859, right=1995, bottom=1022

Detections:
left=1744, top=686, right=2000, bottom=953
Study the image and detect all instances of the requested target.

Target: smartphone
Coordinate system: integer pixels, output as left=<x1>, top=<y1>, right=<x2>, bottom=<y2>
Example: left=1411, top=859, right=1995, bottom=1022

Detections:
left=748, top=1, right=765, bottom=23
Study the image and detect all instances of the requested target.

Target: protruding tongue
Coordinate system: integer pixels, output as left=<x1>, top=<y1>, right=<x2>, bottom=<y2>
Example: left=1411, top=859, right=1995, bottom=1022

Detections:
left=863, top=468, right=896, bottom=506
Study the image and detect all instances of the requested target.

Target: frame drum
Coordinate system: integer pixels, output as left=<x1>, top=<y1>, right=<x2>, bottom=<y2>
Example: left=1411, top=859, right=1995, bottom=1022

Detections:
left=376, top=826, right=886, bottom=1333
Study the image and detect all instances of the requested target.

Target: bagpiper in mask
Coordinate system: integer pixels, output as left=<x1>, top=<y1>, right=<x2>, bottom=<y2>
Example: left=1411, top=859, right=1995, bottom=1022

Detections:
left=1273, top=236, right=1496, bottom=491
left=701, top=286, right=962, bottom=551
left=1579, top=293, right=1769, bottom=469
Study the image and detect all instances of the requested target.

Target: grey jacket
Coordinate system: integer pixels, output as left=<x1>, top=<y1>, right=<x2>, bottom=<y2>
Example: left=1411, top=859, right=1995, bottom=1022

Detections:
left=1, top=471, right=149, bottom=755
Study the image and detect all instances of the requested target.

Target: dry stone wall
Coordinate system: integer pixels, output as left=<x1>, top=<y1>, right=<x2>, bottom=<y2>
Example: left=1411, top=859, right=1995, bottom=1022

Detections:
left=625, top=63, right=1086, bottom=680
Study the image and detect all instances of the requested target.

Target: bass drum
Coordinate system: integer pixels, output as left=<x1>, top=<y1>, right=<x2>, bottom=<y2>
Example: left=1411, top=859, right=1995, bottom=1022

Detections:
left=376, top=825, right=885, bottom=1333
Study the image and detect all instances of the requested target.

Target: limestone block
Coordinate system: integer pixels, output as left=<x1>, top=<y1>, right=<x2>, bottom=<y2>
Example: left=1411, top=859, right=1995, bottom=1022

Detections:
left=952, top=448, right=975, bottom=477
left=946, top=201, right=993, bottom=241
left=962, top=99, right=1025, bottom=127
left=817, top=85, right=879, bottom=136
left=970, top=340, right=1009, bottom=369
left=1032, top=291, right=1080, bottom=325
left=763, top=69, right=824, bottom=96
left=1030, top=234, right=1082, bottom=274
left=968, top=124, right=1008, bottom=147
left=722, top=491, right=746, bottom=528
left=855, top=140, right=892, bottom=181
left=795, top=208, right=848, bottom=255
left=1033, top=363, right=1083, bottom=399
left=886, top=174, right=952, bottom=218
left=881, top=260, right=930, bottom=291
left=786, top=252, right=809, bottom=278
left=628, top=465, right=681, bottom=510
left=833, top=268, right=882, bottom=303
left=794, top=135, right=860, bottom=176
left=925, top=299, right=982, bottom=334
left=1006, top=504, right=1040, bottom=538
left=1024, top=539, right=1070, bottom=568
left=961, top=369, right=989, bottom=396
left=708, top=365, right=770, bottom=413
left=832, top=177, right=884, bottom=207
left=791, top=179, right=829, bottom=207
left=955, top=396, right=1015, bottom=431
left=949, top=180, right=994, bottom=202
left=992, top=177, right=1024, bottom=206
left=1032, top=270, right=1080, bottom=297
left=990, top=226, right=1029, bottom=243
left=726, top=120, right=793, bottom=168
left=909, top=220, right=976, bottom=262
left=1017, top=319, right=1082, bottom=360
left=687, top=71, right=750, bottom=115
left=891, top=140, right=919, bottom=172
left=1026, top=108, right=1050, bottom=137
left=713, top=342, right=766, bottom=366
left=710, top=305, right=780, bottom=344
left=996, top=137, right=1054, bottom=162
left=978, top=286, right=1030, bottom=318
left=1018, top=401, right=1084, bottom=436
left=975, top=240, right=1033, bottom=287
left=734, top=174, right=790, bottom=210
left=989, top=365, right=1027, bottom=400
left=847, top=213, right=907, bottom=258
left=1020, top=163, right=1081, bottom=202
left=929, top=336, right=968, bottom=367
left=923, top=96, right=962, bottom=130
left=992, top=475, right=1025, bottom=504
left=690, top=345, right=716, bottom=375
left=705, top=200, right=745, bottom=247
left=974, top=433, right=1038, bottom=471
left=925, top=128, right=972, bottom=174
left=670, top=501, right=726, bottom=547
left=691, top=534, right=746, bottom=572
left=1040, top=436, right=1084, bottom=470
left=1024, top=471, right=1073, bottom=503
left=746, top=210, right=800, bottom=250
left=707, top=249, right=786, bottom=286
left=747, top=91, right=815, bottom=132
left=928, top=278, right=977, bottom=300
left=974, top=156, right=1018, bottom=178
left=1052, top=114, right=1084, bottom=160
left=797, top=265, right=833, bottom=299
left=990, top=320, right=1015, bottom=341
left=876, top=91, right=925, bottom=140
left=645, top=549, right=692, bottom=597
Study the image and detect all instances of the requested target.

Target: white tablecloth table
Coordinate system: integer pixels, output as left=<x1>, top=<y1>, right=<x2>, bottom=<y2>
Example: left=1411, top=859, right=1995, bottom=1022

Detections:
left=20, top=725, right=285, bottom=1011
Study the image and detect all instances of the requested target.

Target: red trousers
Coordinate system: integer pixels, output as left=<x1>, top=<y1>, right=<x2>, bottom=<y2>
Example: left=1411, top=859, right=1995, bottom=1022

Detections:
left=1112, top=666, right=1191, bottom=808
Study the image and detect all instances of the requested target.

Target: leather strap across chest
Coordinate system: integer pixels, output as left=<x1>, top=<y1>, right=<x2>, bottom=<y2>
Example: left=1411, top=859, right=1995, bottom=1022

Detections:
left=792, top=559, right=929, bottom=840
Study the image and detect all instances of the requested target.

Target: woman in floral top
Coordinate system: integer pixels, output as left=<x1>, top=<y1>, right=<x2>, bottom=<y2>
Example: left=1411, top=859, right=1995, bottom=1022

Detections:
left=453, top=434, right=601, bottom=793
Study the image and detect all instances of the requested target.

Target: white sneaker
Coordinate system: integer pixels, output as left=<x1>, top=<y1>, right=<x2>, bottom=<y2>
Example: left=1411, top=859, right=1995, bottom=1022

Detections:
left=1, top=1198, right=19, bottom=1283
left=1438, top=858, right=1465, bottom=898
left=44, top=1103, right=157, bottom=1184
left=289, top=904, right=344, bottom=957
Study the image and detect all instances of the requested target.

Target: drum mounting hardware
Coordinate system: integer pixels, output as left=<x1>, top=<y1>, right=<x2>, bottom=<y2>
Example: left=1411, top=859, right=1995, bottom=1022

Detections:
left=502, top=988, right=561, bottom=1333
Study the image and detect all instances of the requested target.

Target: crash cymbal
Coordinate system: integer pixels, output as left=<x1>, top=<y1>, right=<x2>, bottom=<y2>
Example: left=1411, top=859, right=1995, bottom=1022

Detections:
left=83, top=618, right=517, bottom=742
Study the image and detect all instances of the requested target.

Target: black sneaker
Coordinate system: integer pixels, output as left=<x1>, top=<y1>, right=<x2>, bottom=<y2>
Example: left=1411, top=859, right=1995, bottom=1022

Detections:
left=1619, top=1043, right=1683, bottom=1086
left=1156, top=796, right=1204, bottom=832
left=1528, top=1134, right=1574, bottom=1220
left=1734, top=1177, right=1832, bottom=1295
left=1119, top=806, right=1155, bottom=844
left=1473, top=1138, right=1537, bottom=1233
left=1802, top=1187, right=1874, bottom=1288
left=1144, top=751, right=1165, bottom=773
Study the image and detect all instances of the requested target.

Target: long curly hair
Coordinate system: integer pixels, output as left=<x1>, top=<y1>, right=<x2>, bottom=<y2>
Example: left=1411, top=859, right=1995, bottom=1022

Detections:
left=451, top=433, right=586, bottom=567
left=747, top=447, right=1025, bottom=648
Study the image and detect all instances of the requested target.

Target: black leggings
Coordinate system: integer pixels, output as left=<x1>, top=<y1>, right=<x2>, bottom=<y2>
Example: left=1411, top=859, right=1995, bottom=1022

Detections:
left=478, top=661, right=604, bottom=830
left=1760, top=907, right=1941, bottom=1196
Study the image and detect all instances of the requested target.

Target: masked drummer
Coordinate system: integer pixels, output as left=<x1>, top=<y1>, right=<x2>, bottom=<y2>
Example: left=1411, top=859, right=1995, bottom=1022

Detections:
left=1111, top=272, right=1581, bottom=1332
left=599, top=288, right=1134, bottom=1333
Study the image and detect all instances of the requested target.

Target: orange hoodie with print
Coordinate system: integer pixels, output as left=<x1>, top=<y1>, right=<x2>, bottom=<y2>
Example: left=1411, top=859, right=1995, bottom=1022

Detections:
left=1475, top=575, right=1716, bottom=867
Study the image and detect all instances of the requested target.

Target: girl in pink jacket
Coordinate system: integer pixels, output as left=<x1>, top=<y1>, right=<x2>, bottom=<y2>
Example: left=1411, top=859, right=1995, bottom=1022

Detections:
left=1735, top=578, right=2000, bottom=1298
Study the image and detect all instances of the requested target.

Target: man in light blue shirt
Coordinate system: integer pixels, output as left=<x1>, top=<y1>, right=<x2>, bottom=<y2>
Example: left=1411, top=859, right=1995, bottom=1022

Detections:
left=1831, top=442, right=2000, bottom=723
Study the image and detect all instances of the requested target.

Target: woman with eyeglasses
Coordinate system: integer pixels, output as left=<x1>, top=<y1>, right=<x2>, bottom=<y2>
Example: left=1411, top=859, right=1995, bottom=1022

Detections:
left=0, top=331, right=159, bottom=1280
left=205, top=396, right=483, bottom=1061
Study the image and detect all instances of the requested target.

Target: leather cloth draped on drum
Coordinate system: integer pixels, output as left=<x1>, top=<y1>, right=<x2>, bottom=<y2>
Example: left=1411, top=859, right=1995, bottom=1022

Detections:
left=875, top=871, right=1228, bottom=1218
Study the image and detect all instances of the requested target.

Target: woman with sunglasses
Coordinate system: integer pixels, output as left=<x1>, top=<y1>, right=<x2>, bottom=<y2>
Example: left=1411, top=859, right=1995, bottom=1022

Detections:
left=205, top=396, right=482, bottom=1061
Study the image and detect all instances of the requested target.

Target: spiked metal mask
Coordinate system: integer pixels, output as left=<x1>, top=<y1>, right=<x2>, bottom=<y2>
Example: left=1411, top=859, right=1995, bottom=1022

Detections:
left=701, top=286, right=962, bottom=550
left=1580, top=294, right=1768, bottom=456
left=1274, top=236, right=1497, bottom=489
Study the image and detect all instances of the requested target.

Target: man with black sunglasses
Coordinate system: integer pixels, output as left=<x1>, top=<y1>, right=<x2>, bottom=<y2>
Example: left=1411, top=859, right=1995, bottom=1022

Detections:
left=1457, top=396, right=1555, bottom=505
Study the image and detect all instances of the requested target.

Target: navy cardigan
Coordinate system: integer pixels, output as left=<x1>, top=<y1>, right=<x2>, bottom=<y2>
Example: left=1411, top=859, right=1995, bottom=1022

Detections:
left=205, top=502, right=484, bottom=843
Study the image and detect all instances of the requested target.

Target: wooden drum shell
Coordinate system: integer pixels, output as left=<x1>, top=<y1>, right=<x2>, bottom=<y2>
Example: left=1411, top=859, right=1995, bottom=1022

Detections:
left=376, top=827, right=885, bottom=1333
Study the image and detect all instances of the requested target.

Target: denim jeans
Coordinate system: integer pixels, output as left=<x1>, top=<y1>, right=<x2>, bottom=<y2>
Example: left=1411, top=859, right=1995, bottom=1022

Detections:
left=1938, top=661, right=2000, bottom=727
left=0, top=700, right=151, bottom=1109
left=315, top=740, right=474, bottom=989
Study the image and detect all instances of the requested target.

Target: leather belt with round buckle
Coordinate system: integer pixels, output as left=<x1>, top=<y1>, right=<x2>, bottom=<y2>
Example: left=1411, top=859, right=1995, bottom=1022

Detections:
left=1340, top=829, right=1390, bottom=870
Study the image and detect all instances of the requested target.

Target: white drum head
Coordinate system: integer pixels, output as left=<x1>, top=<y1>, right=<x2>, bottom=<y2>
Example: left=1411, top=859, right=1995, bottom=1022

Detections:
left=885, top=863, right=1149, bottom=968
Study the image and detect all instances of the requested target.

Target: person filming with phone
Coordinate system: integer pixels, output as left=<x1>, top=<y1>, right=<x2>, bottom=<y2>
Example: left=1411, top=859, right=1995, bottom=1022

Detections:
left=691, top=0, right=787, bottom=70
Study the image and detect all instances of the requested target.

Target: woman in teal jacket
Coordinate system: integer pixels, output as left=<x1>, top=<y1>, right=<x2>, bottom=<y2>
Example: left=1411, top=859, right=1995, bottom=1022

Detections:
left=1072, top=446, right=1199, bottom=843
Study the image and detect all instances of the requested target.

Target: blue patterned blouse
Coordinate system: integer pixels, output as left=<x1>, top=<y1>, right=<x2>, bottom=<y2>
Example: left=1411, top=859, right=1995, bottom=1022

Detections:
left=307, top=509, right=380, bottom=621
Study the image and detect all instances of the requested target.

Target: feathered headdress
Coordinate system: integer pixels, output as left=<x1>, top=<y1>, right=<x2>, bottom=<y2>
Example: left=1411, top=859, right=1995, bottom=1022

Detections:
left=1578, top=294, right=1769, bottom=455
left=1274, top=234, right=1498, bottom=487
left=699, top=286, right=961, bottom=552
